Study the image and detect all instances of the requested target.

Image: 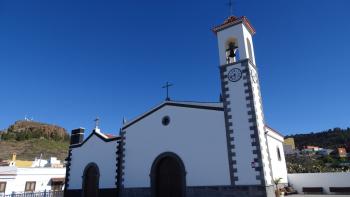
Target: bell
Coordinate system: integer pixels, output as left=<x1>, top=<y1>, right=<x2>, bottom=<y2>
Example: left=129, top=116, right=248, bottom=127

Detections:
left=228, top=49, right=236, bottom=58
left=227, top=42, right=237, bottom=58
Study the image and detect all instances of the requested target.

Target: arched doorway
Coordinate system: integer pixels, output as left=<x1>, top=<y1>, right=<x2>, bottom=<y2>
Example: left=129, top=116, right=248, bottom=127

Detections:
left=151, top=152, right=186, bottom=197
left=82, top=163, right=100, bottom=197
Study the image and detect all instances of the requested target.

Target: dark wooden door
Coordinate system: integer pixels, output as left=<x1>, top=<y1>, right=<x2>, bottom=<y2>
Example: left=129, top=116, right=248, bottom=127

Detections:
left=156, top=157, right=184, bottom=197
left=83, top=165, right=99, bottom=197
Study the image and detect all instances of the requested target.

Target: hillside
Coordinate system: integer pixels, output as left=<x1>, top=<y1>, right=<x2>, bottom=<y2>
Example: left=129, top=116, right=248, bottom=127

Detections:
left=0, top=139, right=69, bottom=161
left=0, top=120, right=70, bottom=161
left=286, top=127, right=350, bottom=150
left=285, top=127, right=350, bottom=173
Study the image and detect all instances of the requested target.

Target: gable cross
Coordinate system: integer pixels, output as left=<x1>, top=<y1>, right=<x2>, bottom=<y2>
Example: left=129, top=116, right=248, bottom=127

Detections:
left=94, top=117, right=100, bottom=129
left=162, top=82, right=173, bottom=101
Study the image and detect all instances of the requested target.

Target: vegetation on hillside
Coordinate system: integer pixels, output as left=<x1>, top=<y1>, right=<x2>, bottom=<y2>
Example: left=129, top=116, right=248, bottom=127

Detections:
left=286, top=127, right=350, bottom=150
left=286, top=155, right=350, bottom=173
left=0, top=138, right=69, bottom=161
left=285, top=127, right=350, bottom=173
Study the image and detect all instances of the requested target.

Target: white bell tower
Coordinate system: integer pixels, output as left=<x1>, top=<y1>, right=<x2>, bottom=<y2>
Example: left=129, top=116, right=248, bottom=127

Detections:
left=213, top=16, right=274, bottom=195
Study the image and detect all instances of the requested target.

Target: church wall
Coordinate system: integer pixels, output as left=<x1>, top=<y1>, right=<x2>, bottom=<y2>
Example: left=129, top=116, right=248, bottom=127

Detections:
left=68, top=135, right=118, bottom=189
left=122, top=105, right=231, bottom=188
left=266, top=133, right=288, bottom=183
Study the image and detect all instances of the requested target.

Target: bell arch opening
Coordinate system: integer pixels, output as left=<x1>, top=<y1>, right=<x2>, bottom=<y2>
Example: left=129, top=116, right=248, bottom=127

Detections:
left=246, top=38, right=254, bottom=62
left=225, top=37, right=240, bottom=64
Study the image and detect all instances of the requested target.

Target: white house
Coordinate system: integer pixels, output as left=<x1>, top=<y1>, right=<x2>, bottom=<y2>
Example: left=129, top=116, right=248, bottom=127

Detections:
left=0, top=166, right=65, bottom=195
left=64, top=15, right=288, bottom=197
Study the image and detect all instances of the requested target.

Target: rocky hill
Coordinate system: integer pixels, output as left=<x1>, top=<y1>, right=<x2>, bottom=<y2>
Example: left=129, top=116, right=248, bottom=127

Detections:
left=1, top=120, right=69, bottom=141
left=0, top=120, right=70, bottom=161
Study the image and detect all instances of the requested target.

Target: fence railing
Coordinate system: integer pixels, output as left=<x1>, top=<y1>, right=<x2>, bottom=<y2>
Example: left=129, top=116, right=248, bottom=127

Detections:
left=1, top=190, right=63, bottom=197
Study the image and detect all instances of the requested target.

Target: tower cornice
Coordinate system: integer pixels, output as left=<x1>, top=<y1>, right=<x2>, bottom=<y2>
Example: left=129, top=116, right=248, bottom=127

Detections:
left=212, top=16, right=256, bottom=35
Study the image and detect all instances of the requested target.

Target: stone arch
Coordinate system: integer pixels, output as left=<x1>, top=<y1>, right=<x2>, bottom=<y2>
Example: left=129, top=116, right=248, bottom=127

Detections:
left=150, top=152, right=186, bottom=197
left=82, top=162, right=100, bottom=197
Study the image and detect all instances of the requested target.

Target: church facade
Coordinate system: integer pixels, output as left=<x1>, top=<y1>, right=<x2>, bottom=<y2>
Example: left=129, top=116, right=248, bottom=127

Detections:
left=64, top=16, right=288, bottom=197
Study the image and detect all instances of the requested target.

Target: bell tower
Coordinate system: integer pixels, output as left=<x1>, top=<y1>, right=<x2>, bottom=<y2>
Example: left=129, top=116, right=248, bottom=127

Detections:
left=213, top=16, right=274, bottom=196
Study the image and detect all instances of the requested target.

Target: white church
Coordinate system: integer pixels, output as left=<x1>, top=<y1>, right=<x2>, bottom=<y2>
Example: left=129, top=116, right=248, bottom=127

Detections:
left=64, top=15, right=288, bottom=197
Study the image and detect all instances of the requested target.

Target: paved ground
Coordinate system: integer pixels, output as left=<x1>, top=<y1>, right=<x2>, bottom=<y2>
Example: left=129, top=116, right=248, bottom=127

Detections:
left=289, top=195, right=350, bottom=197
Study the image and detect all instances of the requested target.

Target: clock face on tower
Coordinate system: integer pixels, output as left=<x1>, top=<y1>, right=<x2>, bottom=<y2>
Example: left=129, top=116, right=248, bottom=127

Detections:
left=228, top=68, right=242, bottom=82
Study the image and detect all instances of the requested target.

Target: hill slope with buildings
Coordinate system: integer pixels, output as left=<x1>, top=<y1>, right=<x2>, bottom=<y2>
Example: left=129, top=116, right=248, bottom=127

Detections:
left=285, top=127, right=350, bottom=173
left=286, top=127, right=350, bottom=150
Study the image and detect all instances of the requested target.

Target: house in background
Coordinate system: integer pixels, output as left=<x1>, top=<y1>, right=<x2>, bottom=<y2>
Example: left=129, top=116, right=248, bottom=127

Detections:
left=0, top=154, right=65, bottom=195
left=0, top=166, right=65, bottom=195
left=316, top=149, right=334, bottom=156
left=283, top=138, right=296, bottom=155
left=331, top=148, right=348, bottom=158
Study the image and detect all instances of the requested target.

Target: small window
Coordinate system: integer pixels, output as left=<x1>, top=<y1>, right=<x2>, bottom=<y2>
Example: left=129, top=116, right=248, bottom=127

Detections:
left=25, top=181, right=36, bottom=192
left=277, top=147, right=282, bottom=161
left=0, top=182, right=6, bottom=193
left=51, top=178, right=65, bottom=191
left=162, top=116, right=170, bottom=126
left=51, top=183, right=64, bottom=191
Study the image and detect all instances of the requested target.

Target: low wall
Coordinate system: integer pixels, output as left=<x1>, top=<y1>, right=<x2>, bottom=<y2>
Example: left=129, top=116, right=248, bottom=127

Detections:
left=287, top=172, right=350, bottom=194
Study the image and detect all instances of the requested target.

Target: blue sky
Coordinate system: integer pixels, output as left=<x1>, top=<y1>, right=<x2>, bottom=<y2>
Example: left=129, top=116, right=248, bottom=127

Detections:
left=0, top=0, right=349, bottom=135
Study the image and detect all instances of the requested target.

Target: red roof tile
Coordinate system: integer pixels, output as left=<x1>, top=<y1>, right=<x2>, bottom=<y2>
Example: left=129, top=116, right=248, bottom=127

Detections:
left=212, top=16, right=256, bottom=35
left=105, top=134, right=115, bottom=138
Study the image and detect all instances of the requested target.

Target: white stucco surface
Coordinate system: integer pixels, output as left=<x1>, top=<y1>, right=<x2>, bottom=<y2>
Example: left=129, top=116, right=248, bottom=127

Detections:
left=123, top=105, right=231, bottom=187
left=288, top=172, right=350, bottom=194
left=248, top=63, right=273, bottom=185
left=68, top=134, right=118, bottom=189
left=266, top=128, right=288, bottom=183
left=0, top=167, right=65, bottom=195
left=223, top=62, right=260, bottom=185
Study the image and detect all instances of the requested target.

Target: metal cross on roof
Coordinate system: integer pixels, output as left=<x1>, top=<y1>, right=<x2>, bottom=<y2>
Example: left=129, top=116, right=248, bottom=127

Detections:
left=162, top=82, right=173, bottom=101
left=94, top=117, right=100, bottom=129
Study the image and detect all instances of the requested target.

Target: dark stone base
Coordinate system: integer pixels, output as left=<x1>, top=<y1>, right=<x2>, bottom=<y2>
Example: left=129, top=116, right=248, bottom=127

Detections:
left=64, top=188, right=118, bottom=197
left=121, top=185, right=275, bottom=197
left=65, top=186, right=275, bottom=197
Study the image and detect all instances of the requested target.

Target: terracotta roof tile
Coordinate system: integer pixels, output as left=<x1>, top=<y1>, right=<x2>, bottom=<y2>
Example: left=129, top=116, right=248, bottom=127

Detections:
left=212, top=16, right=256, bottom=35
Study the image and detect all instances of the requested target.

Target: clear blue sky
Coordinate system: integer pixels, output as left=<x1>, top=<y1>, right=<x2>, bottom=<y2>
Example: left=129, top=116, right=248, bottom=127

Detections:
left=0, top=0, right=349, bottom=136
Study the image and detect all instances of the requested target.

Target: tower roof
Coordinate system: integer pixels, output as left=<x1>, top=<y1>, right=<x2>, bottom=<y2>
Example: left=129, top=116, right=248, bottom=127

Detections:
left=212, top=16, right=256, bottom=35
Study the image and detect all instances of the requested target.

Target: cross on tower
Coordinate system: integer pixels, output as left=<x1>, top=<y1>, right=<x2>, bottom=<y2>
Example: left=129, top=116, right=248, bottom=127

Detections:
left=227, top=0, right=234, bottom=16
left=162, top=82, right=173, bottom=101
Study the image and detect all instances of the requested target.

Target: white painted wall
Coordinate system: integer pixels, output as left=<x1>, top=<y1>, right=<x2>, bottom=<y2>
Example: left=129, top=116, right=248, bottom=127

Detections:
left=288, top=172, right=350, bottom=194
left=266, top=130, right=288, bottom=184
left=68, top=134, right=118, bottom=189
left=223, top=62, right=261, bottom=185
left=248, top=63, right=273, bottom=185
left=123, top=105, right=231, bottom=187
left=0, top=167, right=65, bottom=195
